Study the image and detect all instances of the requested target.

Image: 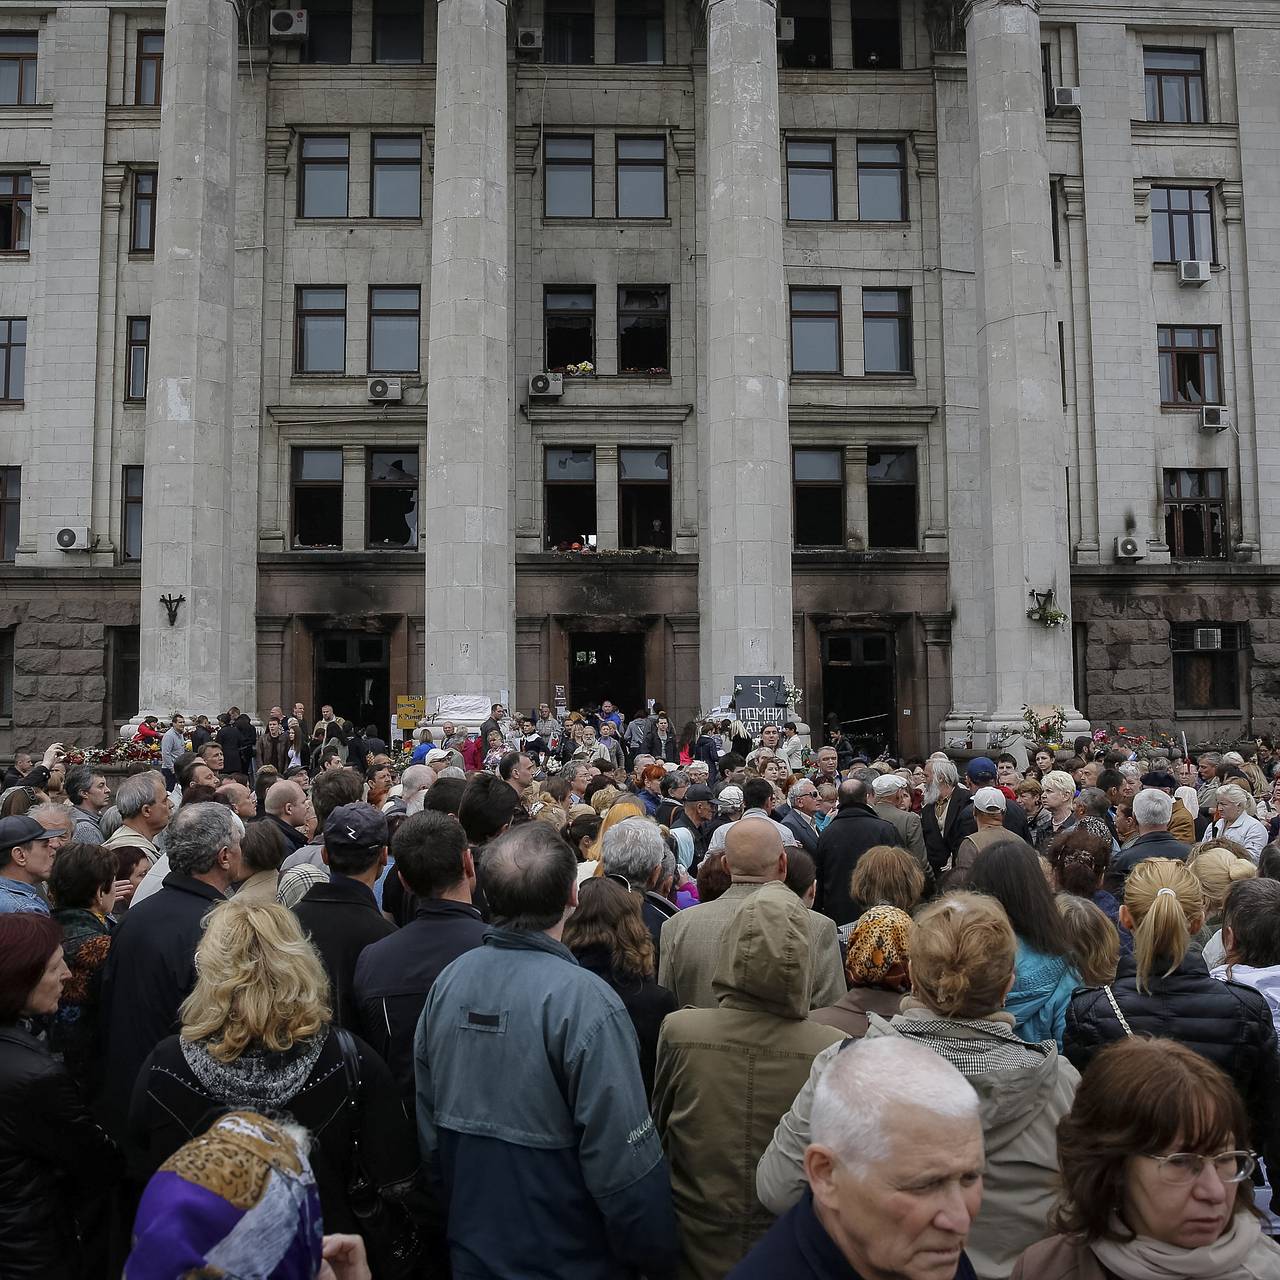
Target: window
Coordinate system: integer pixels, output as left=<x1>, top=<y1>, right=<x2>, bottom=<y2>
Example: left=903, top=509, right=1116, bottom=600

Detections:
left=368, top=287, right=420, bottom=373
left=0, top=173, right=31, bottom=252
left=1041, top=43, right=1053, bottom=114
left=787, top=139, right=836, bottom=221
left=778, top=0, right=831, bottom=69
left=1164, top=469, right=1226, bottom=559
left=108, top=627, right=139, bottom=722
left=121, top=465, right=144, bottom=562
left=0, top=466, right=17, bottom=562
left=545, top=289, right=595, bottom=369
left=1172, top=623, right=1243, bottom=712
left=302, top=0, right=352, bottom=63
left=616, top=0, right=663, bottom=64
left=373, top=0, right=422, bottom=63
left=545, top=447, right=596, bottom=550
left=544, top=136, right=593, bottom=219
left=295, top=287, right=346, bottom=374
left=863, top=288, right=911, bottom=374
left=857, top=140, right=906, bottom=221
left=1158, top=326, right=1220, bottom=405
left=1050, top=178, right=1061, bottom=262
left=292, top=448, right=343, bottom=549
left=615, top=137, right=665, bottom=218
left=546, top=0, right=594, bottom=64
left=1145, top=49, right=1206, bottom=124
left=371, top=136, right=421, bottom=217
left=298, top=136, right=349, bottom=218
left=367, top=449, right=418, bottom=548
left=619, top=447, right=670, bottom=549
left=130, top=171, right=157, bottom=253
left=0, top=34, right=36, bottom=105
left=790, top=288, right=841, bottom=373
left=618, top=286, right=669, bottom=373
left=1151, top=187, right=1214, bottom=264
left=867, top=448, right=917, bottom=548
left=0, top=629, right=12, bottom=718
left=793, top=449, right=844, bottom=547
left=125, top=317, right=149, bottom=401
left=135, top=31, right=163, bottom=105
left=0, top=319, right=25, bottom=403
left=852, top=0, right=900, bottom=69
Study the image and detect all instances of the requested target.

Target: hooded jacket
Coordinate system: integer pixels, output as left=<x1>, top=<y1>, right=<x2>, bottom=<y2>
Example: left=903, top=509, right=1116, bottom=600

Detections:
left=1005, top=939, right=1079, bottom=1049
left=1213, top=962, right=1280, bottom=1034
left=653, top=882, right=845, bottom=1280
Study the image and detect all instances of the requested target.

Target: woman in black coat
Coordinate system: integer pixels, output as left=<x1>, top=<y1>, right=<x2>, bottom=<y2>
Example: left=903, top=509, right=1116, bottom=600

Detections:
left=564, top=878, right=677, bottom=1096
left=0, top=913, right=122, bottom=1280
left=1065, top=856, right=1280, bottom=1172
left=642, top=712, right=679, bottom=765
left=128, top=899, right=426, bottom=1252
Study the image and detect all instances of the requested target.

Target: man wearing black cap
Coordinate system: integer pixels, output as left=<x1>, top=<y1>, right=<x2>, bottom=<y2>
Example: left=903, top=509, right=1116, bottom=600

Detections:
left=292, top=802, right=397, bottom=1027
left=671, top=783, right=716, bottom=870
left=0, top=814, right=62, bottom=914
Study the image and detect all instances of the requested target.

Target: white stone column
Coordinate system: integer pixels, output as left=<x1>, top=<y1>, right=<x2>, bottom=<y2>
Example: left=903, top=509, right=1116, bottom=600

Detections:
left=944, top=0, right=1084, bottom=744
left=136, top=0, right=245, bottom=717
left=424, top=0, right=512, bottom=711
left=700, top=0, right=794, bottom=708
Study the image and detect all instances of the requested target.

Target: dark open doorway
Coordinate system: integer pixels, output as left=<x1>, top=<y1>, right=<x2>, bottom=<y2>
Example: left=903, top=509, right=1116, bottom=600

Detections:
left=821, top=630, right=896, bottom=757
left=315, top=632, right=390, bottom=741
left=569, top=631, right=646, bottom=717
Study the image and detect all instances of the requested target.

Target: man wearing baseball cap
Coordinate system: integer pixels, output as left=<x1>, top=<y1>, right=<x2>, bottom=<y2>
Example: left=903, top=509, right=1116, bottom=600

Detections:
left=670, top=783, right=716, bottom=870
left=293, top=802, right=395, bottom=1027
left=956, top=755, right=1034, bottom=844
left=954, top=787, right=1015, bottom=874
left=0, top=814, right=62, bottom=914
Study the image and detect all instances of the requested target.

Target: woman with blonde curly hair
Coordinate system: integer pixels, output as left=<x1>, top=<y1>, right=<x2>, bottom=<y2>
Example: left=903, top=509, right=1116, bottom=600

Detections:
left=127, top=900, right=424, bottom=1258
left=1187, top=839, right=1257, bottom=954
left=577, top=796, right=648, bottom=882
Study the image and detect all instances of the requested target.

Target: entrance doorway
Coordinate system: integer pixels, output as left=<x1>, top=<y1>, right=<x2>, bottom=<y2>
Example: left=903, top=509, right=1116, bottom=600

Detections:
left=569, top=631, right=646, bottom=717
left=315, top=632, right=390, bottom=740
left=821, top=631, right=896, bottom=756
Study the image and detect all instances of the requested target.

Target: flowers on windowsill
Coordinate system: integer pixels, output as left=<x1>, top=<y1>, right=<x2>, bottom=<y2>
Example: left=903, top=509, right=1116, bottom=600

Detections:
left=619, top=367, right=669, bottom=377
left=549, top=361, right=595, bottom=377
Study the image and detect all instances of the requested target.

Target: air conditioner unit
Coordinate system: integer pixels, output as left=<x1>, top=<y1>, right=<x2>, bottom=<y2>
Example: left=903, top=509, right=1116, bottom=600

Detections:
left=1114, top=535, right=1145, bottom=562
left=1193, top=627, right=1223, bottom=651
left=529, top=372, right=563, bottom=398
left=55, top=526, right=91, bottom=551
left=269, top=9, right=308, bottom=39
left=1178, top=259, right=1212, bottom=286
left=516, top=27, right=543, bottom=52
left=1052, top=86, right=1082, bottom=112
left=1200, top=405, right=1231, bottom=432
left=366, top=376, right=402, bottom=402
left=777, top=16, right=796, bottom=42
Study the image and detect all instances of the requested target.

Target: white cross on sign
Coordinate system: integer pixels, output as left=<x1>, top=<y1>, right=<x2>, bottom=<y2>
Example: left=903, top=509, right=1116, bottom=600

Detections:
left=751, top=680, right=772, bottom=700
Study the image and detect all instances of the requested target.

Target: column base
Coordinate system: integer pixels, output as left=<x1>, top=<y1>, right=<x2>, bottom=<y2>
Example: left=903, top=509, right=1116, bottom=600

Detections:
left=942, top=709, right=1089, bottom=767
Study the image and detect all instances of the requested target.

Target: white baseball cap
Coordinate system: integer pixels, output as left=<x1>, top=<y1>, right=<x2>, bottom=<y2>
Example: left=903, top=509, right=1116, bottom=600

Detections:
left=973, top=786, right=1007, bottom=814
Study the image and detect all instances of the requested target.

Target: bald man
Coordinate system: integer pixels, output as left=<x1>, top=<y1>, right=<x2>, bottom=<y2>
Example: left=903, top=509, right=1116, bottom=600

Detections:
left=657, top=817, right=844, bottom=1010
left=215, top=780, right=256, bottom=821
left=258, top=779, right=312, bottom=854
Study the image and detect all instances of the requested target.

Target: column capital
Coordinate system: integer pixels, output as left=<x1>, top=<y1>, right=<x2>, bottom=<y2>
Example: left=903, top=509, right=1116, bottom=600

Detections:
left=1219, top=180, right=1244, bottom=223
left=705, top=0, right=777, bottom=9
left=963, top=0, right=1040, bottom=19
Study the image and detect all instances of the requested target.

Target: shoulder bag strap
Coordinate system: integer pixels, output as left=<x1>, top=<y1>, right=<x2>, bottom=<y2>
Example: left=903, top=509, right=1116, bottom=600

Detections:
left=1102, top=985, right=1134, bottom=1037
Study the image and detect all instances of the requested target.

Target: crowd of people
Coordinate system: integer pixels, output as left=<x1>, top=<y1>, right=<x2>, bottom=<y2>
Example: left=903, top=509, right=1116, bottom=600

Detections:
left=4, top=699, right=1280, bottom=1279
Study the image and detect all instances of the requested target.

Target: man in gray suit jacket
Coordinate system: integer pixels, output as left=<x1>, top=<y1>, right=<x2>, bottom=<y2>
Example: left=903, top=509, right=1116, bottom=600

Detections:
left=657, top=817, right=845, bottom=1010
left=871, top=774, right=929, bottom=870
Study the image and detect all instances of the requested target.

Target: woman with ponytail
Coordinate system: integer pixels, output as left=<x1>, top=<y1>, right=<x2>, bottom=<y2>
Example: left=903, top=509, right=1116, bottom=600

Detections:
left=1064, top=857, right=1280, bottom=1180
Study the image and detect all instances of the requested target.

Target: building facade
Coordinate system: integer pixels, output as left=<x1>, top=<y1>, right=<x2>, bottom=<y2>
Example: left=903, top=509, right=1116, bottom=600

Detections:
left=0, top=0, right=1278, bottom=757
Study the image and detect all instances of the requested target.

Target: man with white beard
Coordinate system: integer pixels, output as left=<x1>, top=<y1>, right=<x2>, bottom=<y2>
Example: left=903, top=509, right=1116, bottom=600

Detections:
left=919, top=757, right=972, bottom=878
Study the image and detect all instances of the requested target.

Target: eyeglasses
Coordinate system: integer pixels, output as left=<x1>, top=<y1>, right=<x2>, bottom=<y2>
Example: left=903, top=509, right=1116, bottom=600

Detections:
left=1145, top=1150, right=1256, bottom=1185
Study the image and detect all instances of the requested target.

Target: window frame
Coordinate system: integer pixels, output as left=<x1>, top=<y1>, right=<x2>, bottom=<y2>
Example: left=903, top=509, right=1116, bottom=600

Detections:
left=789, top=286, right=843, bottom=375
left=1144, top=47, right=1207, bottom=124
left=615, top=0, right=664, bottom=65
left=290, top=447, right=344, bottom=550
left=792, top=447, right=846, bottom=549
left=545, top=0, right=595, bottom=65
left=130, top=170, right=157, bottom=254
left=850, top=0, right=901, bottom=70
left=856, top=139, right=907, bottom=222
left=301, top=0, right=353, bottom=64
left=297, top=134, right=350, bottom=220
left=0, top=34, right=37, bottom=107
left=862, top=287, right=912, bottom=376
left=1171, top=622, right=1243, bottom=713
left=370, top=134, right=422, bottom=219
left=866, top=446, right=919, bottom=550
left=367, top=285, right=421, bottom=375
left=372, top=0, right=424, bottom=64
left=544, top=134, right=594, bottom=220
left=125, top=316, right=150, bottom=403
left=294, top=286, right=347, bottom=375
left=1158, top=324, right=1221, bottom=406
left=365, top=447, right=420, bottom=550
left=0, top=627, right=12, bottom=718
left=617, top=284, right=670, bottom=375
left=1163, top=468, right=1227, bottom=561
left=544, top=287, right=597, bottom=371
left=617, top=446, right=672, bottom=549
left=0, top=318, right=25, bottom=404
left=121, top=465, right=144, bottom=563
left=614, top=136, right=667, bottom=219
left=786, top=137, right=837, bottom=222
left=135, top=30, right=164, bottom=106
left=0, top=465, right=17, bottom=563
left=1150, top=185, right=1216, bottom=265
left=543, top=445, right=598, bottom=550
left=0, top=172, right=31, bottom=254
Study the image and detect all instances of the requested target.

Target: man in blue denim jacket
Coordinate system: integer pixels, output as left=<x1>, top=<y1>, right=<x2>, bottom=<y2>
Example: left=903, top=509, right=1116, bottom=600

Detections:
left=415, top=823, right=679, bottom=1279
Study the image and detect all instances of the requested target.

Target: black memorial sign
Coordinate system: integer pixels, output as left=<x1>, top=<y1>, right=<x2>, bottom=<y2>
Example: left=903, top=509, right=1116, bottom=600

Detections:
left=735, top=675, right=788, bottom=736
